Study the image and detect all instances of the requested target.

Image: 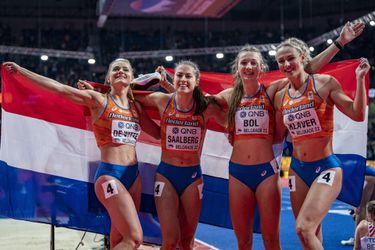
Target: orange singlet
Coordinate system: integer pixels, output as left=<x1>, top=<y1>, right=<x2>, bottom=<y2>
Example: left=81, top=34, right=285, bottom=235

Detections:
left=160, top=94, right=206, bottom=154
left=281, top=75, right=333, bottom=143
left=93, top=94, right=141, bottom=147
left=233, top=84, right=275, bottom=142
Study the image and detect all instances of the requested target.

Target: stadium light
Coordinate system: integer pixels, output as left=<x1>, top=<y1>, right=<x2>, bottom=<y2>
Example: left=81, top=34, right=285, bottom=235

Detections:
left=268, top=50, right=276, bottom=56
left=165, top=56, right=173, bottom=62
left=370, top=20, right=375, bottom=26
left=326, top=39, right=333, bottom=45
left=88, top=58, right=96, bottom=64
left=216, top=53, right=224, bottom=59
left=309, top=46, right=315, bottom=52
left=40, top=55, right=48, bottom=61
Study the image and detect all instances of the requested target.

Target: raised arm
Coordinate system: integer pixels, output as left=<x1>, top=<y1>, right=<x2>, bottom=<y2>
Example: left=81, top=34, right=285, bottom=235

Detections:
left=305, top=21, right=365, bottom=74
left=155, top=66, right=175, bottom=93
left=328, top=58, right=369, bottom=121
left=3, top=62, right=101, bottom=108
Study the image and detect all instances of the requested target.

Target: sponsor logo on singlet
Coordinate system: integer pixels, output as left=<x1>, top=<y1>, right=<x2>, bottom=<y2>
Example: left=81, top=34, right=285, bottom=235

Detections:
left=166, top=125, right=201, bottom=151
left=283, top=101, right=322, bottom=137
left=111, top=120, right=140, bottom=145
left=235, top=105, right=269, bottom=134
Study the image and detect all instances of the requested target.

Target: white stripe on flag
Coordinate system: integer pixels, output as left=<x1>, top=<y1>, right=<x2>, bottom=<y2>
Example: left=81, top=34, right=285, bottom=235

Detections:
left=0, top=110, right=162, bottom=182
left=201, top=130, right=232, bottom=179
left=333, top=106, right=368, bottom=157
left=1, top=105, right=367, bottom=182
left=0, top=110, right=100, bottom=182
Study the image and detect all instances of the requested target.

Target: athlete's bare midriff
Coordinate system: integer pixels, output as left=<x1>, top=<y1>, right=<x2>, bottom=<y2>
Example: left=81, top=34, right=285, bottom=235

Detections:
left=292, top=136, right=333, bottom=162
left=100, top=144, right=137, bottom=166
left=231, top=138, right=275, bottom=165
left=161, top=150, right=201, bottom=167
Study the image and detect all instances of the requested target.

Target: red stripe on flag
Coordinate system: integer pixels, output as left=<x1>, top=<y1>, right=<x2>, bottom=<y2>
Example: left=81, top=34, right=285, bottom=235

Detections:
left=1, top=59, right=369, bottom=132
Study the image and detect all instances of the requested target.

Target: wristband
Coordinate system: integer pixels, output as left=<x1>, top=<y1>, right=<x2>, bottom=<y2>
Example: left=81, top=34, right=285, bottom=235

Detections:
left=333, top=40, right=343, bottom=50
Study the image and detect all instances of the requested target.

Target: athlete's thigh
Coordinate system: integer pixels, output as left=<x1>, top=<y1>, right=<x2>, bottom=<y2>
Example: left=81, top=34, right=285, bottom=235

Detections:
left=256, top=174, right=281, bottom=231
left=229, top=175, right=256, bottom=234
left=298, top=168, right=343, bottom=225
left=179, top=177, right=204, bottom=236
left=94, top=175, right=141, bottom=236
left=154, top=173, right=180, bottom=236
left=288, top=168, right=309, bottom=219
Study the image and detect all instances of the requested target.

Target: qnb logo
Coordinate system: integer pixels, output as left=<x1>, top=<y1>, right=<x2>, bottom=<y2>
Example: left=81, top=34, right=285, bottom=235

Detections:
left=240, top=111, right=247, bottom=118
left=172, top=127, right=179, bottom=134
left=118, top=122, right=124, bottom=129
left=288, top=114, right=295, bottom=122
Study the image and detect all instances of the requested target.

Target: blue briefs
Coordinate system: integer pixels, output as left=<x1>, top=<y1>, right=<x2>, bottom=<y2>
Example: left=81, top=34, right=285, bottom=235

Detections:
left=94, top=162, right=139, bottom=190
left=229, top=160, right=280, bottom=191
left=156, top=161, right=202, bottom=195
left=290, top=154, right=342, bottom=187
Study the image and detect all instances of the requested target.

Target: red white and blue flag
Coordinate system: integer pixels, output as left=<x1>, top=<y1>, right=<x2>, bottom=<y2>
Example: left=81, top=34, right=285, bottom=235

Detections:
left=0, top=60, right=368, bottom=240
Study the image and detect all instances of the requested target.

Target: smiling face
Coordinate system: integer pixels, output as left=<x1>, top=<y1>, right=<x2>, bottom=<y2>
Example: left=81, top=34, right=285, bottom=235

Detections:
left=106, top=59, right=134, bottom=87
left=276, top=46, right=305, bottom=78
left=173, top=64, right=198, bottom=94
left=237, top=51, right=263, bottom=82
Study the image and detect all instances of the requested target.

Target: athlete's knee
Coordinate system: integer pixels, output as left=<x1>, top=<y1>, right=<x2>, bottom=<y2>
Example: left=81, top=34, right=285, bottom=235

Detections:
left=125, top=232, right=143, bottom=249
left=295, top=217, right=315, bottom=241
left=123, top=229, right=143, bottom=249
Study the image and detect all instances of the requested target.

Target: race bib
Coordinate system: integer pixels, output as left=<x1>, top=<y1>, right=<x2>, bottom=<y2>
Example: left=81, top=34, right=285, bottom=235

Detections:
left=235, top=108, right=269, bottom=135
left=166, top=126, right=201, bottom=151
left=111, top=120, right=140, bottom=145
left=284, top=107, right=322, bottom=138
left=361, top=237, right=375, bottom=250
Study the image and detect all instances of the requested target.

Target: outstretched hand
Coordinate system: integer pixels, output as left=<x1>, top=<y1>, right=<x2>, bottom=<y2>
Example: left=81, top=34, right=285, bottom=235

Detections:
left=155, top=65, right=174, bottom=92
left=338, top=21, right=365, bottom=46
left=3, top=62, right=21, bottom=74
left=355, top=57, right=370, bottom=79
left=77, top=80, right=94, bottom=90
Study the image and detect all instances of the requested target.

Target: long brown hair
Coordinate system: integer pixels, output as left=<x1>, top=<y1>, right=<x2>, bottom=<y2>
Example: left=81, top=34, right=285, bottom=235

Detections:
left=227, top=45, right=267, bottom=130
left=175, top=60, right=211, bottom=115
left=105, top=58, right=135, bottom=102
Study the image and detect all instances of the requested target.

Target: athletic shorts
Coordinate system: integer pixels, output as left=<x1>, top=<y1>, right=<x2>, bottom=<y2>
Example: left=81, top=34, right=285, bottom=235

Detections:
left=94, top=162, right=139, bottom=190
left=290, top=154, right=342, bottom=187
left=156, top=161, right=202, bottom=195
left=229, top=159, right=280, bottom=191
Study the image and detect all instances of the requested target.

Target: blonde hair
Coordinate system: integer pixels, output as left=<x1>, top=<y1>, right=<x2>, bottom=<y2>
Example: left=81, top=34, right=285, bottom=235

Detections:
left=105, top=58, right=134, bottom=85
left=227, top=45, right=267, bottom=130
left=276, top=37, right=312, bottom=66
left=105, top=58, right=135, bottom=101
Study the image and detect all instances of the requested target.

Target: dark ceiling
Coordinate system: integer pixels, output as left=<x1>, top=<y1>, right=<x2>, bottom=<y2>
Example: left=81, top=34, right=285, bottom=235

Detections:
left=0, top=0, right=373, bottom=22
